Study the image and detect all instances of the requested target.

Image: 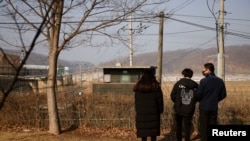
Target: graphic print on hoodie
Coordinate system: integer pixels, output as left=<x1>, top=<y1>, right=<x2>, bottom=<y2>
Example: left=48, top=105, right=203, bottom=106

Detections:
left=180, top=85, right=194, bottom=105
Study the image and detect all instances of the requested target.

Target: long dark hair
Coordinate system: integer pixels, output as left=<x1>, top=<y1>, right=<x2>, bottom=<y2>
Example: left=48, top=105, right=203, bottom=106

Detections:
left=133, top=69, right=161, bottom=92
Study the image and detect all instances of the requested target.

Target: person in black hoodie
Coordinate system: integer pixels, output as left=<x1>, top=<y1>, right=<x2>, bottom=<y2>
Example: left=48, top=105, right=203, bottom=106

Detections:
left=134, top=69, right=164, bottom=141
left=196, top=63, right=227, bottom=141
left=170, top=68, right=198, bottom=141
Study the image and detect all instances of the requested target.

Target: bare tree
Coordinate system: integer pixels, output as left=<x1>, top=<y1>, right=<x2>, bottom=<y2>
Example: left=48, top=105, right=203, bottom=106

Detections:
left=0, top=1, right=54, bottom=108
left=1, top=0, right=169, bottom=135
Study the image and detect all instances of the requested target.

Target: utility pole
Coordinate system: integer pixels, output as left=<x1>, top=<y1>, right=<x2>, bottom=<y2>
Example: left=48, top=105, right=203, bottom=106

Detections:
left=117, top=14, right=148, bottom=66
left=20, top=49, right=25, bottom=64
left=217, top=0, right=225, bottom=81
left=129, top=14, right=133, bottom=66
left=157, top=12, right=164, bottom=85
left=80, top=63, right=82, bottom=89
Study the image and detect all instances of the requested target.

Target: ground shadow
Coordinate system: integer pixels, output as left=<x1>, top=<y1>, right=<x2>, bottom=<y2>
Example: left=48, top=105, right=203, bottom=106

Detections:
left=61, top=125, right=79, bottom=133
left=61, top=105, right=80, bottom=133
left=158, top=131, right=176, bottom=141
left=158, top=130, right=200, bottom=141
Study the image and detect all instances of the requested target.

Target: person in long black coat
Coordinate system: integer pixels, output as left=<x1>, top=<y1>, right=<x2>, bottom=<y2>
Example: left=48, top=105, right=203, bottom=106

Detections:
left=133, top=69, right=164, bottom=141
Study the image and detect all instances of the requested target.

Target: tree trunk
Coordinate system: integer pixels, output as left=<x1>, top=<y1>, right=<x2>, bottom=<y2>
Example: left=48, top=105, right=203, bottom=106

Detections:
left=46, top=0, right=64, bottom=135
left=47, top=50, right=61, bottom=135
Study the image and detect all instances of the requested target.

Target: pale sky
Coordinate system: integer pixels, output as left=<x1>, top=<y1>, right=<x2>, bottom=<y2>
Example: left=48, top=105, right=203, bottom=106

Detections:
left=60, top=0, right=250, bottom=65
left=0, top=0, right=249, bottom=65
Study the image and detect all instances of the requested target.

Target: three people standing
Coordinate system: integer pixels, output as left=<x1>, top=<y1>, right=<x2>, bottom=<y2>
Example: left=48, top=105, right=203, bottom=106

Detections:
left=134, top=63, right=226, bottom=141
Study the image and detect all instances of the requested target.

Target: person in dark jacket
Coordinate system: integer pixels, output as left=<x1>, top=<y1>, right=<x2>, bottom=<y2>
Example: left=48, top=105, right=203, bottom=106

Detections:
left=196, top=63, right=227, bottom=141
left=170, top=68, right=198, bottom=141
left=133, top=69, right=164, bottom=141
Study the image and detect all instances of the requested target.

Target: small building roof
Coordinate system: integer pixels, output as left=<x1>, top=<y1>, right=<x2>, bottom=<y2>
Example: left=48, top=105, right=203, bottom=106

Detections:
left=96, top=65, right=157, bottom=69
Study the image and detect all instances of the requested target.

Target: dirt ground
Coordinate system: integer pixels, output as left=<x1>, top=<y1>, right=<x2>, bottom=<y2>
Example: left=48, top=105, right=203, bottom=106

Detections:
left=0, top=128, right=201, bottom=141
left=0, top=131, right=135, bottom=141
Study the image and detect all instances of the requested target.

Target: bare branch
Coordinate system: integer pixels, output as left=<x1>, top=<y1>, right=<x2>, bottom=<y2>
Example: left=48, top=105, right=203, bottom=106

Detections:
left=0, top=0, right=55, bottom=110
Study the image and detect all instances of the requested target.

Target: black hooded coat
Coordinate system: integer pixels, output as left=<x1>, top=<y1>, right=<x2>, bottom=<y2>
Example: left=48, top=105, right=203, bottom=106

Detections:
left=134, top=90, right=164, bottom=137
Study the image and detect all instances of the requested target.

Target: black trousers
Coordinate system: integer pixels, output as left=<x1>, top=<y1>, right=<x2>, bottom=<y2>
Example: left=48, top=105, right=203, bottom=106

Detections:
left=141, top=136, right=156, bottom=141
left=175, top=113, right=193, bottom=141
left=199, top=110, right=218, bottom=141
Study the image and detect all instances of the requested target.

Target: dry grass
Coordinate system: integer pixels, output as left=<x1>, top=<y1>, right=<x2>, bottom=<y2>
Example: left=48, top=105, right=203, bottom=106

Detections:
left=0, top=130, right=137, bottom=141
left=0, top=81, right=249, bottom=141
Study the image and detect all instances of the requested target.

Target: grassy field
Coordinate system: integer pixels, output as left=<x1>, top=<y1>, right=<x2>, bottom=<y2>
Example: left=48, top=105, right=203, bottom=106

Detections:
left=0, top=81, right=249, bottom=141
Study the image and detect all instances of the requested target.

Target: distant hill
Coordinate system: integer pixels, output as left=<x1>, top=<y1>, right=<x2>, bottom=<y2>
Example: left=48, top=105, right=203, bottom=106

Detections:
left=2, top=45, right=249, bottom=76
left=1, top=49, right=94, bottom=73
left=100, top=45, right=250, bottom=76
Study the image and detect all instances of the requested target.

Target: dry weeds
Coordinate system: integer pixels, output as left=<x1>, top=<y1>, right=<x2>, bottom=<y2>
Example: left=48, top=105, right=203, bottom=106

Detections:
left=0, top=81, right=249, bottom=141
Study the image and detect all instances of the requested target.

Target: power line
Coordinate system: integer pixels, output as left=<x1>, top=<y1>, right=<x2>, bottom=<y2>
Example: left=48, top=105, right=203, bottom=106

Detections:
left=1, top=14, right=250, bottom=39
left=172, top=14, right=250, bottom=22
left=0, top=13, right=249, bottom=24
left=166, top=16, right=250, bottom=39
